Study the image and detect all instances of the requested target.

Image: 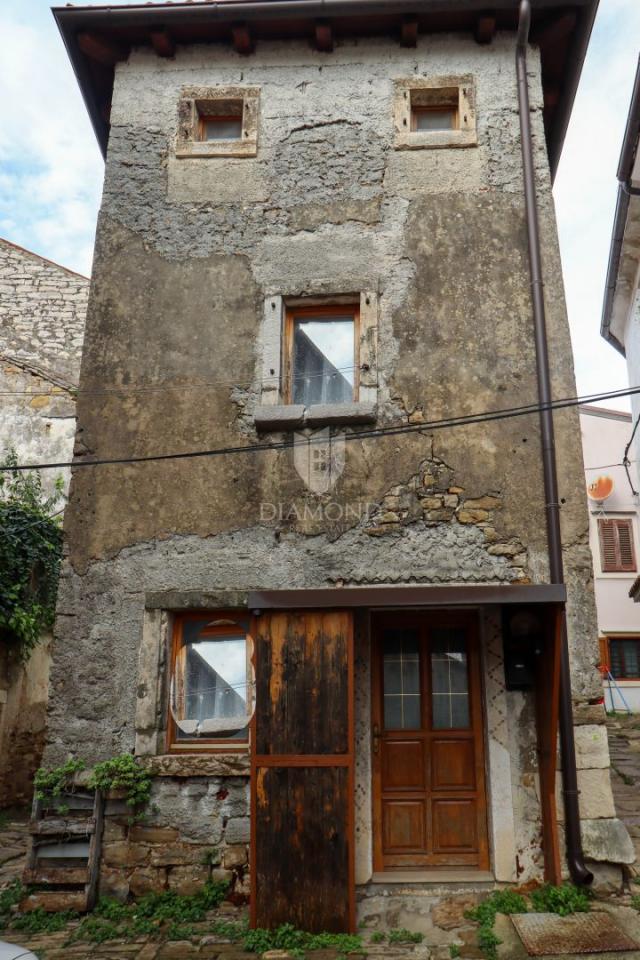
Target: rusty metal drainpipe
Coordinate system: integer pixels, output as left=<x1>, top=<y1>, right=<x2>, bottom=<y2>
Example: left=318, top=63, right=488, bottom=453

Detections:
left=515, top=0, right=593, bottom=886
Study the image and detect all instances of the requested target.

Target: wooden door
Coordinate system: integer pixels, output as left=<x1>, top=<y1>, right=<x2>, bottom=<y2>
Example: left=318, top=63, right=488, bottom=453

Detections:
left=251, top=610, right=355, bottom=932
left=372, top=611, right=489, bottom=870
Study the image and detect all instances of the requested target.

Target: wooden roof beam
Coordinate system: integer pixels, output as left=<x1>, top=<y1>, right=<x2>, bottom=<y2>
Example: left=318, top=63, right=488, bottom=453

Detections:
left=314, top=20, right=334, bottom=53
left=400, top=15, right=418, bottom=48
left=77, top=32, right=128, bottom=66
left=475, top=14, right=496, bottom=44
left=531, top=11, right=577, bottom=50
left=150, top=28, right=175, bottom=58
left=232, top=23, right=255, bottom=55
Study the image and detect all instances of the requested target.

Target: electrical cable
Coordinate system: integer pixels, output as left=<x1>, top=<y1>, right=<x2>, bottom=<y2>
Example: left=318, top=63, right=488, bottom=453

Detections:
left=2, top=383, right=640, bottom=474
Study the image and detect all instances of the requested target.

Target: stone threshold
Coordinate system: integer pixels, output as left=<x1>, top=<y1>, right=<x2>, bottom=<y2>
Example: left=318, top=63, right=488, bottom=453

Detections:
left=368, top=869, right=495, bottom=884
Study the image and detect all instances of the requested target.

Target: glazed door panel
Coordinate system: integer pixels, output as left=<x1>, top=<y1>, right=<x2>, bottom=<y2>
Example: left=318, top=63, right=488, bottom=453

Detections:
left=372, top=613, right=489, bottom=870
left=251, top=610, right=355, bottom=932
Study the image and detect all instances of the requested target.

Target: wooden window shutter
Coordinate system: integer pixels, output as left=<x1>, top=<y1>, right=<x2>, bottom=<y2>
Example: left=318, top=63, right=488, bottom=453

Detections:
left=598, top=519, right=637, bottom=572
left=598, top=636, right=610, bottom=671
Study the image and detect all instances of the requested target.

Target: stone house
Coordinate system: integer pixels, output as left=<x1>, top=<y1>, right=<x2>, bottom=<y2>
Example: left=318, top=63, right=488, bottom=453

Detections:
left=579, top=406, right=640, bottom=712
left=46, top=0, right=632, bottom=930
left=0, top=237, right=88, bottom=807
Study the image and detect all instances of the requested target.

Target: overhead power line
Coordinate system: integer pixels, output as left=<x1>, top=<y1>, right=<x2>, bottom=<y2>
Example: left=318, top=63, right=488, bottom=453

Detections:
left=2, top=384, right=639, bottom=474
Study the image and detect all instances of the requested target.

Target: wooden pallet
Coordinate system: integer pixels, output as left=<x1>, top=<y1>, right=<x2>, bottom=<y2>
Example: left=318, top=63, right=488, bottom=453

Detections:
left=22, top=788, right=104, bottom=913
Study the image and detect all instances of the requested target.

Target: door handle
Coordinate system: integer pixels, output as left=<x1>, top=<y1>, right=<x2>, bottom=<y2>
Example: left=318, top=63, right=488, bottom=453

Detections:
left=373, top=723, right=381, bottom=755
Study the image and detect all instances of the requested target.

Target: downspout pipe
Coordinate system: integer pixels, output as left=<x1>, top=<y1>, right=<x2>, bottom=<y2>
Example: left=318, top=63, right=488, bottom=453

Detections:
left=515, top=0, right=593, bottom=886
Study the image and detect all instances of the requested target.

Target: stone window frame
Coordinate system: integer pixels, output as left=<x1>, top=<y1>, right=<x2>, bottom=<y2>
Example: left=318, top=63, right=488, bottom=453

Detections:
left=393, top=76, right=477, bottom=151
left=254, top=290, right=378, bottom=432
left=175, top=86, right=260, bottom=159
left=134, top=594, right=253, bottom=759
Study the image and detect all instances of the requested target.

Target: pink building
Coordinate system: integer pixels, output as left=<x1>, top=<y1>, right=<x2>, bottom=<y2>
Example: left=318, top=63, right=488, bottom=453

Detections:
left=580, top=405, right=640, bottom=710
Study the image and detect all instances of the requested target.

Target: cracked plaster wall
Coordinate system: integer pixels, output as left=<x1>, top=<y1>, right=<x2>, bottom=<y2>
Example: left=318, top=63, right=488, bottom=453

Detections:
left=45, top=33, right=618, bottom=878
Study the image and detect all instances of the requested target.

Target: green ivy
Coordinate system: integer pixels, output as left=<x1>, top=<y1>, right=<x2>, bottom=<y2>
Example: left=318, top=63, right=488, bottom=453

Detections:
left=388, top=928, right=424, bottom=943
left=12, top=908, right=78, bottom=935
left=465, top=889, right=528, bottom=960
left=0, top=880, right=25, bottom=928
left=34, top=754, right=154, bottom=822
left=243, top=923, right=363, bottom=955
left=0, top=450, right=64, bottom=661
left=88, top=754, right=153, bottom=821
left=529, top=883, right=591, bottom=916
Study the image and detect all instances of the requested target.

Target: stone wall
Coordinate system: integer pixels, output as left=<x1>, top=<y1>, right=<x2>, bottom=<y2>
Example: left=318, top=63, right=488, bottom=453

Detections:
left=100, top=773, right=249, bottom=901
left=0, top=239, right=88, bottom=807
left=45, top=32, right=626, bottom=884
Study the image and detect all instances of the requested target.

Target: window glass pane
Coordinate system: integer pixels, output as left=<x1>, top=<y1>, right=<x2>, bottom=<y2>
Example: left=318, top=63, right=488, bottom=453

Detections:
left=203, top=117, right=242, bottom=140
left=611, top=639, right=640, bottom=679
left=431, top=628, right=470, bottom=729
left=172, top=622, right=249, bottom=740
left=382, top=629, right=421, bottom=730
left=292, top=316, right=354, bottom=405
left=414, top=108, right=455, bottom=131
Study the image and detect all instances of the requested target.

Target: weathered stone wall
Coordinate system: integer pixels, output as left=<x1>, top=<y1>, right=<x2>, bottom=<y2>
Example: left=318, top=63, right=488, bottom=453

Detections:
left=46, top=33, right=622, bottom=884
left=0, top=239, right=88, bottom=807
left=100, top=774, right=249, bottom=901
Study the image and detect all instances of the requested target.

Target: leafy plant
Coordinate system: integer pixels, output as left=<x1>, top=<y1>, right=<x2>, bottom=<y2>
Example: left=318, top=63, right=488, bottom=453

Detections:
left=13, top=907, right=78, bottom=934
left=466, top=889, right=527, bottom=960
left=243, top=923, right=363, bottom=954
left=450, top=946, right=461, bottom=958
left=369, top=931, right=386, bottom=943
left=88, top=754, right=153, bottom=822
left=529, top=883, right=590, bottom=917
left=0, top=450, right=64, bottom=660
left=0, top=880, right=25, bottom=928
left=34, top=758, right=86, bottom=810
left=388, top=928, right=424, bottom=943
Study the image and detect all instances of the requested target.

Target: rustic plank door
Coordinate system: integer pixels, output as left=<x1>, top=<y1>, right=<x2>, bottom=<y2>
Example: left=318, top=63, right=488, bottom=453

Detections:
left=372, top=611, right=489, bottom=870
left=251, top=610, right=355, bottom=932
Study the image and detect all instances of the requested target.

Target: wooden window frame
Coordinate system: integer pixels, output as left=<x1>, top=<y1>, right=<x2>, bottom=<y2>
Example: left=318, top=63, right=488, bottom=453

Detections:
left=283, top=303, right=360, bottom=406
left=410, top=104, right=459, bottom=132
left=607, top=636, right=640, bottom=680
left=197, top=108, right=244, bottom=142
left=598, top=518, right=637, bottom=573
left=167, top=610, right=254, bottom=754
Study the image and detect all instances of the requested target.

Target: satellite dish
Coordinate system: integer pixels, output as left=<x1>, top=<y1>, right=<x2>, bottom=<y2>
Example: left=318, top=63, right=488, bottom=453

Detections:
left=587, top=475, right=614, bottom=502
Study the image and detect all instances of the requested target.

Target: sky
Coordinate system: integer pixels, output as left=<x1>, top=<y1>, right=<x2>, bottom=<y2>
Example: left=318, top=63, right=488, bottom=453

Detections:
left=0, top=0, right=639, bottom=407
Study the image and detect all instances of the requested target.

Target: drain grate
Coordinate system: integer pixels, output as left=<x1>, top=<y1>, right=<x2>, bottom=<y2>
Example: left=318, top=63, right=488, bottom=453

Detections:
left=511, top=912, right=639, bottom=956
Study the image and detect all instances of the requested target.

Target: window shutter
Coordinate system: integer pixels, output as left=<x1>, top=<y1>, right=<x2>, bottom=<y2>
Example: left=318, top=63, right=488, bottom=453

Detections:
left=598, top=519, right=637, bottom=572
left=617, top=520, right=636, bottom=570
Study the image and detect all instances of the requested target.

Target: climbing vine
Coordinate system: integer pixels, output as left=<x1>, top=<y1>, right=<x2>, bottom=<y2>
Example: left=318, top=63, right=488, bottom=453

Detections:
left=0, top=450, right=64, bottom=660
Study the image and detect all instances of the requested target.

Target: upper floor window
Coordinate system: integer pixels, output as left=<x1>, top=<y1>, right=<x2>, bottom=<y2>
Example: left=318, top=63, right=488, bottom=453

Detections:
left=394, top=76, right=477, bottom=151
left=168, top=613, right=253, bottom=749
left=609, top=638, right=640, bottom=679
left=286, top=304, right=359, bottom=406
left=598, top=518, right=636, bottom=573
left=176, top=86, right=259, bottom=159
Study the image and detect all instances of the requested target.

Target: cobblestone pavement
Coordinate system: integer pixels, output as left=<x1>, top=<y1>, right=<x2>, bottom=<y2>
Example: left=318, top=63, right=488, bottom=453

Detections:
left=607, top=713, right=640, bottom=866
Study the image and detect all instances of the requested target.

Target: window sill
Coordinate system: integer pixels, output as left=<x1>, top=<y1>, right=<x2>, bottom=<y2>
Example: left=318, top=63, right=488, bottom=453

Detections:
left=139, top=754, right=250, bottom=778
left=254, top=402, right=377, bottom=432
left=175, top=139, right=257, bottom=159
left=394, top=130, right=477, bottom=151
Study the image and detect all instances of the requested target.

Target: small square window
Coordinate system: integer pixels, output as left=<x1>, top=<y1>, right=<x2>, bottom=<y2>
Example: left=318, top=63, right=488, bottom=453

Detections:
left=198, top=101, right=243, bottom=141
left=285, top=305, right=359, bottom=406
left=394, top=77, right=476, bottom=150
left=609, top=637, right=640, bottom=679
left=176, top=86, right=259, bottom=158
left=168, top=614, right=252, bottom=749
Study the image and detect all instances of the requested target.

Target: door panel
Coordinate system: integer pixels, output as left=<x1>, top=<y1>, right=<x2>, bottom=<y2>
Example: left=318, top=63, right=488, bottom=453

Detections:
left=433, top=799, right=477, bottom=852
left=252, top=610, right=354, bottom=932
left=383, top=800, right=426, bottom=850
left=382, top=740, right=425, bottom=790
left=372, top=612, right=489, bottom=871
left=432, top=739, right=476, bottom=790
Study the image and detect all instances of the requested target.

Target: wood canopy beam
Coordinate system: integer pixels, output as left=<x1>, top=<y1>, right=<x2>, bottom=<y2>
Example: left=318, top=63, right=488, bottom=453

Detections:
left=314, top=19, right=334, bottom=52
left=535, top=605, right=563, bottom=885
left=400, top=15, right=418, bottom=48
left=475, top=14, right=496, bottom=44
left=232, top=23, right=254, bottom=55
left=77, top=32, right=128, bottom=66
left=150, top=28, right=175, bottom=58
left=531, top=11, right=577, bottom=50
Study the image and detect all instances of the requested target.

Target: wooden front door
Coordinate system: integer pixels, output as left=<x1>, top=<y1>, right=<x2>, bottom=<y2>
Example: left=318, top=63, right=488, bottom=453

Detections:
left=372, top=611, right=489, bottom=870
left=251, top=610, right=355, bottom=933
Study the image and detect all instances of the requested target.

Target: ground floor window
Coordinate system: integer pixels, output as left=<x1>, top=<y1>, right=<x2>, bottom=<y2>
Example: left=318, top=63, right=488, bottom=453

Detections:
left=168, top=613, right=253, bottom=749
left=609, top=637, right=640, bottom=679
